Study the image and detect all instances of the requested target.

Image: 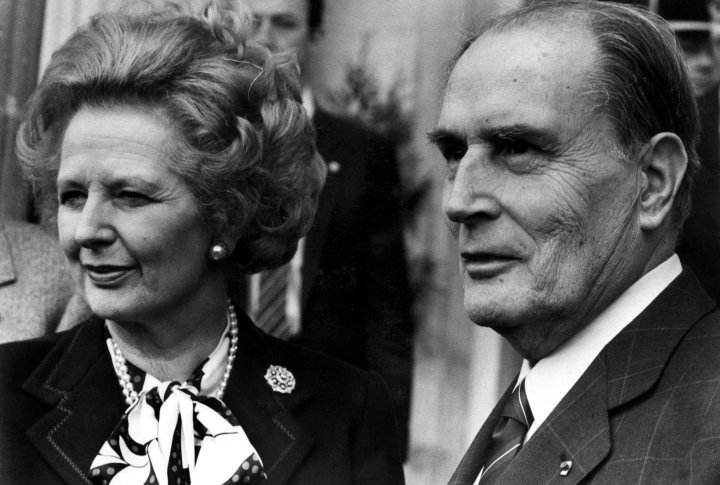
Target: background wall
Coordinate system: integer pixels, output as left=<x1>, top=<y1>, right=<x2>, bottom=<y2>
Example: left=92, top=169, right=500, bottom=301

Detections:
left=0, top=0, right=47, bottom=221
left=32, top=1, right=523, bottom=483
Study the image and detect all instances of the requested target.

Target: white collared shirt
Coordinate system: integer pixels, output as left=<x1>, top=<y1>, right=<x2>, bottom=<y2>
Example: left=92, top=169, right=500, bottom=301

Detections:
left=139, top=320, right=231, bottom=396
left=517, top=254, right=682, bottom=442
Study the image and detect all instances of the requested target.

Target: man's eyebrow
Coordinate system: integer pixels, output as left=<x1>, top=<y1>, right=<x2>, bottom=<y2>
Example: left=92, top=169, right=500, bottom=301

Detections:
left=480, top=124, right=561, bottom=147
left=426, top=128, right=461, bottom=146
left=428, top=124, right=562, bottom=150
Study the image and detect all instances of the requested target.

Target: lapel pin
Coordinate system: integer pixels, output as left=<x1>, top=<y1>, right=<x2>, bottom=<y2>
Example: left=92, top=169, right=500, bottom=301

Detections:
left=265, top=365, right=296, bottom=394
left=560, top=460, right=573, bottom=476
left=328, top=161, right=341, bottom=173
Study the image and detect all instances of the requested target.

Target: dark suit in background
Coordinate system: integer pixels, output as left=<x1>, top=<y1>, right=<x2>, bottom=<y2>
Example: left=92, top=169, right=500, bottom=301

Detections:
left=292, top=107, right=414, bottom=457
left=677, top=87, right=720, bottom=303
left=449, top=269, right=720, bottom=484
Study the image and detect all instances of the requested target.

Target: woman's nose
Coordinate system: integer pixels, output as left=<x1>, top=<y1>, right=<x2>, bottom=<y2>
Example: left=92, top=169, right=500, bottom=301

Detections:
left=74, top=197, right=115, bottom=248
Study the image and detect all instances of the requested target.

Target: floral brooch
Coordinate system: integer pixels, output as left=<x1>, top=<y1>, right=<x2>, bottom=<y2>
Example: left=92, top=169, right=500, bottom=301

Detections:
left=264, top=365, right=296, bottom=394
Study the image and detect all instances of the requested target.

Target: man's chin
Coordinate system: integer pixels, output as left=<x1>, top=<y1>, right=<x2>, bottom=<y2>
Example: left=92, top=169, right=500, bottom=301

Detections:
left=465, top=304, right=525, bottom=331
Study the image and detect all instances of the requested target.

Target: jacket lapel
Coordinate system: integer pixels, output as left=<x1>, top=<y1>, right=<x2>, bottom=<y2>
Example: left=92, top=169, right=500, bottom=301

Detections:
left=23, top=317, right=126, bottom=484
left=223, top=314, right=315, bottom=484
left=498, top=357, right=611, bottom=485
left=301, top=109, right=343, bottom=307
left=603, top=269, right=715, bottom=410
left=493, top=268, right=715, bottom=484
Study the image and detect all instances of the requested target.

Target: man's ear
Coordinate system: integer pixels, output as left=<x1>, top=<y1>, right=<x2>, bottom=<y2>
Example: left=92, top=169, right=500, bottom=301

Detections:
left=637, top=132, right=688, bottom=231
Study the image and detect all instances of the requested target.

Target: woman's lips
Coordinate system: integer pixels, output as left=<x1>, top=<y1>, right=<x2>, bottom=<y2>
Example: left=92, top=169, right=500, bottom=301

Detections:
left=83, top=264, right=135, bottom=285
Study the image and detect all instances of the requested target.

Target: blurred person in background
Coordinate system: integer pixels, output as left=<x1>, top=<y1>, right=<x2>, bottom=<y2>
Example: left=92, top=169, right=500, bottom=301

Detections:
left=0, top=219, right=85, bottom=343
left=658, top=0, right=720, bottom=304
left=243, top=0, right=414, bottom=459
left=0, top=2, right=405, bottom=483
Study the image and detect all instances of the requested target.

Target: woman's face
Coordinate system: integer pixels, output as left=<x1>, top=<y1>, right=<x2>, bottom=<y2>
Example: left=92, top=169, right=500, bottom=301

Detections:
left=57, top=106, right=221, bottom=324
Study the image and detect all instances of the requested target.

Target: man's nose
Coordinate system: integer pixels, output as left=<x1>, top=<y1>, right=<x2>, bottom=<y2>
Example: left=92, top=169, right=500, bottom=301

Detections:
left=696, top=47, right=716, bottom=70
left=74, top=196, right=115, bottom=249
left=252, top=19, right=277, bottom=52
left=443, top=153, right=502, bottom=225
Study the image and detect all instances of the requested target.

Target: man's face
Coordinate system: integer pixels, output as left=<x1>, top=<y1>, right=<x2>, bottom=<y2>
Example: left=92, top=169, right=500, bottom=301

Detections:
left=246, top=0, right=311, bottom=63
left=676, top=31, right=719, bottom=98
left=433, top=25, right=645, bottom=359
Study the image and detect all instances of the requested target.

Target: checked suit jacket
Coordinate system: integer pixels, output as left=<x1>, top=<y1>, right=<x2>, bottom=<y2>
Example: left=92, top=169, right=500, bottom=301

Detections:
left=449, top=268, right=720, bottom=485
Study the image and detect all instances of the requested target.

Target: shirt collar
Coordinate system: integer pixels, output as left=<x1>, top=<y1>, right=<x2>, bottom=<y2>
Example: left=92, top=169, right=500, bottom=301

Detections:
left=142, top=320, right=230, bottom=396
left=518, top=254, right=682, bottom=441
left=302, top=86, right=315, bottom=120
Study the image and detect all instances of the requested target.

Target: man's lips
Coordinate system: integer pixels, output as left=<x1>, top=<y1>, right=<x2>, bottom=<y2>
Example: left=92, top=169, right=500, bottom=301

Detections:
left=460, top=252, right=519, bottom=277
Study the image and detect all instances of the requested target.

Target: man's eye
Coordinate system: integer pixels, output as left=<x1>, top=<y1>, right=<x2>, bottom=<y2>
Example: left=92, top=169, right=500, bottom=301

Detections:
left=441, top=143, right=467, bottom=162
left=496, top=137, right=530, bottom=156
left=275, top=17, right=299, bottom=29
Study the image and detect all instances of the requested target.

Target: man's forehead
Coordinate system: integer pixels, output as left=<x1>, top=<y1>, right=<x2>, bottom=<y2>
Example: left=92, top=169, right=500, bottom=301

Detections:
left=455, top=23, right=596, bottom=81
left=440, top=24, right=597, bottom=130
left=246, top=0, right=308, bottom=17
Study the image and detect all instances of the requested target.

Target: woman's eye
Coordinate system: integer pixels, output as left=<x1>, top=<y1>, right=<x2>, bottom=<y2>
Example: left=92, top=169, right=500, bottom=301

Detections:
left=58, top=190, right=87, bottom=208
left=117, top=191, right=151, bottom=206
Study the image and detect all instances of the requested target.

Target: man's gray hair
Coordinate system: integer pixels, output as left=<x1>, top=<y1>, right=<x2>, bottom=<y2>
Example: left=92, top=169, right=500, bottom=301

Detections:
left=448, top=0, right=699, bottom=226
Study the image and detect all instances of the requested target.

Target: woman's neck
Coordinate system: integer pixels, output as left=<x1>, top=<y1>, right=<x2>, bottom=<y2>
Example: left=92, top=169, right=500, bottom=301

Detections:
left=106, top=292, right=229, bottom=382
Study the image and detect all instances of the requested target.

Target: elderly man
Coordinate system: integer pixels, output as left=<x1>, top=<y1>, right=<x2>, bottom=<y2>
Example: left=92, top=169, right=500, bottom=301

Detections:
left=429, top=1, right=720, bottom=484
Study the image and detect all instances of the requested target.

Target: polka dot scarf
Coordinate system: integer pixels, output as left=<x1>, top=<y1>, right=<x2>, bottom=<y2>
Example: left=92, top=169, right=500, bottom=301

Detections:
left=90, top=381, right=266, bottom=484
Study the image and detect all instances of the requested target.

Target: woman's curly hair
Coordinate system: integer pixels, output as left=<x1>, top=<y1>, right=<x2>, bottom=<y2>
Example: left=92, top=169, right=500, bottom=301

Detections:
left=16, top=0, right=326, bottom=275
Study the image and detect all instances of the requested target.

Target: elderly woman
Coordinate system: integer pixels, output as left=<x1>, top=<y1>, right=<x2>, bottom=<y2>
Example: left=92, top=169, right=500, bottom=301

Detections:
left=0, top=2, right=404, bottom=484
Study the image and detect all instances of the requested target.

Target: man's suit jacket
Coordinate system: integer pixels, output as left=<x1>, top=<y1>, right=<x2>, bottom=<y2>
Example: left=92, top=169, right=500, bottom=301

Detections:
left=0, top=310, right=404, bottom=484
left=449, top=268, right=720, bottom=484
left=293, top=108, right=414, bottom=456
left=0, top=220, right=83, bottom=343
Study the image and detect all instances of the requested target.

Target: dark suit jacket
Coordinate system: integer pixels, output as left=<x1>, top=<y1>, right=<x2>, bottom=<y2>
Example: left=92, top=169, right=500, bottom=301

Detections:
left=0, top=311, right=404, bottom=484
left=293, top=108, right=414, bottom=456
left=677, top=88, right=720, bottom=304
left=449, top=268, right=720, bottom=484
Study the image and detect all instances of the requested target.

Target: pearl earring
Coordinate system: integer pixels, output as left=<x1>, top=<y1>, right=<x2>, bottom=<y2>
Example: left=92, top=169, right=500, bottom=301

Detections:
left=209, top=242, right=229, bottom=261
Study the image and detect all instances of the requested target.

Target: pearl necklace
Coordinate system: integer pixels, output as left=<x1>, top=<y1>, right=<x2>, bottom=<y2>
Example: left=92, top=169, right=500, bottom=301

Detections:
left=110, top=300, right=239, bottom=406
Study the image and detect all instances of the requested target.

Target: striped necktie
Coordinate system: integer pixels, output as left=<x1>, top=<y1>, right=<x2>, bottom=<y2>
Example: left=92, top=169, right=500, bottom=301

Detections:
left=477, top=379, right=533, bottom=484
left=255, top=264, right=291, bottom=338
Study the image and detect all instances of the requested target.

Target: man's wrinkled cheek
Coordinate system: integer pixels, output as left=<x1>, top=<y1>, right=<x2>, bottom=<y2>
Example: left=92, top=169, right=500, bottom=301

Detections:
left=527, top=214, right=587, bottom=295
